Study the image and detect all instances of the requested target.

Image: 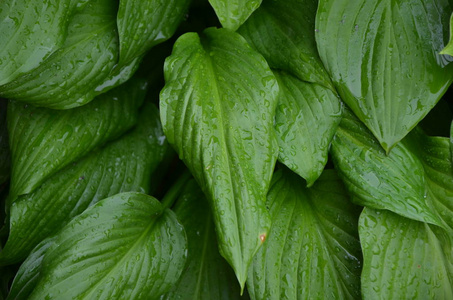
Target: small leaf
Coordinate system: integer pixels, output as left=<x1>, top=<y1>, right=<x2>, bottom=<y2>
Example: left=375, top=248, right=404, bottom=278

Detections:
left=238, top=0, right=333, bottom=89
left=359, top=208, right=453, bottom=299
left=440, top=13, right=453, bottom=55
left=331, top=110, right=452, bottom=228
left=316, top=0, right=453, bottom=151
left=0, top=101, right=9, bottom=185
left=0, top=103, right=169, bottom=264
left=9, top=192, right=187, bottom=300
left=160, top=28, right=279, bottom=288
left=274, top=71, right=341, bottom=186
left=247, top=168, right=362, bottom=299
left=7, top=78, right=146, bottom=199
left=209, top=0, right=262, bottom=31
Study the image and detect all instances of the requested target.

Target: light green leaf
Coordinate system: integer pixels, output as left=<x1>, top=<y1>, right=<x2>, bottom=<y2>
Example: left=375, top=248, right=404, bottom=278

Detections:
left=316, top=0, right=453, bottom=151
left=160, top=28, right=279, bottom=288
left=359, top=208, right=453, bottom=299
left=209, top=0, right=262, bottom=31
left=274, top=71, right=341, bottom=186
left=331, top=110, right=453, bottom=229
left=247, top=168, right=362, bottom=300
left=7, top=78, right=145, bottom=199
left=0, top=0, right=118, bottom=109
left=117, top=0, right=190, bottom=67
left=162, top=179, right=243, bottom=299
left=238, top=0, right=333, bottom=89
left=0, top=103, right=169, bottom=264
left=0, top=101, right=9, bottom=186
left=440, top=13, right=453, bottom=55
left=9, top=192, right=187, bottom=300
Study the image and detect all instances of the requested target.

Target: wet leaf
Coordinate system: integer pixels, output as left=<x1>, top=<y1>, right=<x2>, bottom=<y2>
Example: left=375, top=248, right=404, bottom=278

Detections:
left=209, top=0, right=262, bottom=31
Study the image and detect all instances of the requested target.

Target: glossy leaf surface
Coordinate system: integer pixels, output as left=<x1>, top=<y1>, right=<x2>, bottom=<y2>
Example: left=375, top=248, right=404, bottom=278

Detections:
left=8, top=192, right=187, bottom=300
left=209, top=0, right=262, bottom=31
left=160, top=28, right=279, bottom=288
left=0, top=103, right=168, bottom=264
left=274, top=71, right=341, bottom=186
left=316, top=0, right=453, bottom=151
left=7, top=79, right=145, bottom=199
left=0, top=101, right=9, bottom=185
left=360, top=208, right=453, bottom=299
left=331, top=110, right=452, bottom=229
left=247, top=168, right=362, bottom=300
left=238, top=0, right=333, bottom=89
left=162, top=179, right=243, bottom=299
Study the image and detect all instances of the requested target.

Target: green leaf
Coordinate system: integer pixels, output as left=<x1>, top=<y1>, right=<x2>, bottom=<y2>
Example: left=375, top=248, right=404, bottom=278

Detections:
left=0, top=0, right=118, bottom=109
left=0, top=103, right=169, bottom=264
left=316, top=0, right=453, bottom=151
left=160, top=28, right=279, bottom=288
left=274, top=71, right=341, bottom=186
left=440, top=13, right=453, bottom=56
left=359, top=208, right=453, bottom=299
left=209, top=0, right=262, bottom=31
left=117, top=0, right=190, bottom=67
left=238, top=0, right=333, bottom=89
left=162, top=179, right=243, bottom=299
left=0, top=101, right=9, bottom=186
left=8, top=192, right=187, bottom=300
left=7, top=78, right=145, bottom=199
left=331, top=110, right=453, bottom=229
left=247, top=168, right=362, bottom=300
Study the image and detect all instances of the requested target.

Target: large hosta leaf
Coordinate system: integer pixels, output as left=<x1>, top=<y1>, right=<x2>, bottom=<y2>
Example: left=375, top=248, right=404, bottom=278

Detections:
left=7, top=78, right=145, bottom=199
left=0, top=101, right=9, bottom=185
left=160, top=28, right=279, bottom=287
left=117, top=0, right=190, bottom=67
left=162, top=179, right=243, bottom=299
left=247, top=168, right=362, bottom=300
left=0, top=0, right=118, bottom=109
left=360, top=208, right=453, bottom=299
left=8, top=192, right=187, bottom=300
left=331, top=110, right=453, bottom=229
left=209, top=0, right=262, bottom=31
left=0, top=103, right=169, bottom=264
left=238, top=0, right=333, bottom=89
left=316, top=0, right=453, bottom=151
left=274, top=71, right=341, bottom=186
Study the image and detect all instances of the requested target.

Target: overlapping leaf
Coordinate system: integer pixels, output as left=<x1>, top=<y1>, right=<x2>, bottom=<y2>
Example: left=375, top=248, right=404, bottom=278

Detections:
left=316, top=0, right=453, bottom=151
left=8, top=192, right=187, bottom=300
left=7, top=78, right=145, bottom=199
left=441, top=13, right=453, bottom=56
left=359, top=208, right=453, bottom=299
left=208, top=0, right=261, bottom=31
left=247, top=168, right=362, bottom=300
left=331, top=110, right=453, bottom=229
left=0, top=101, right=9, bottom=186
left=238, top=0, right=333, bottom=89
left=274, top=71, right=341, bottom=186
left=0, top=103, right=169, bottom=264
left=160, top=28, right=279, bottom=288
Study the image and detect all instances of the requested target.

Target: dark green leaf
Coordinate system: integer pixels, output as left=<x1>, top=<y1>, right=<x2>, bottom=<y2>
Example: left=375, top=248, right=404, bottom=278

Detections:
left=8, top=192, right=187, bottom=300
left=0, top=101, right=9, bottom=185
left=440, top=13, right=453, bottom=56
left=162, top=179, right=243, bottom=299
left=247, top=168, right=362, bottom=299
left=0, top=103, right=169, bottom=264
left=238, top=0, right=333, bottom=89
left=274, top=71, right=341, bottom=186
left=7, top=78, right=145, bottom=199
left=160, top=28, right=279, bottom=288
left=316, top=0, right=453, bottom=151
left=208, top=0, right=262, bottom=31
left=359, top=208, right=453, bottom=299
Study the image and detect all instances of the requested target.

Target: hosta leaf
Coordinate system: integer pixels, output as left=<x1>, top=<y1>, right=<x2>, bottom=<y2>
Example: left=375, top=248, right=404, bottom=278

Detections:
left=359, top=208, right=453, bottom=299
left=247, top=168, right=362, bottom=300
left=0, top=0, right=118, bottom=109
left=117, top=0, right=190, bottom=67
left=0, top=103, right=169, bottom=264
left=0, top=101, right=9, bottom=185
left=208, top=0, right=262, bottom=31
left=274, top=71, right=341, bottom=186
left=331, top=110, right=453, bottom=229
left=238, top=0, right=333, bottom=89
left=162, top=179, right=243, bottom=299
left=7, top=78, right=145, bottom=199
left=9, top=192, right=187, bottom=300
left=441, top=13, right=453, bottom=56
left=160, top=28, right=279, bottom=288
left=316, top=0, right=453, bottom=151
